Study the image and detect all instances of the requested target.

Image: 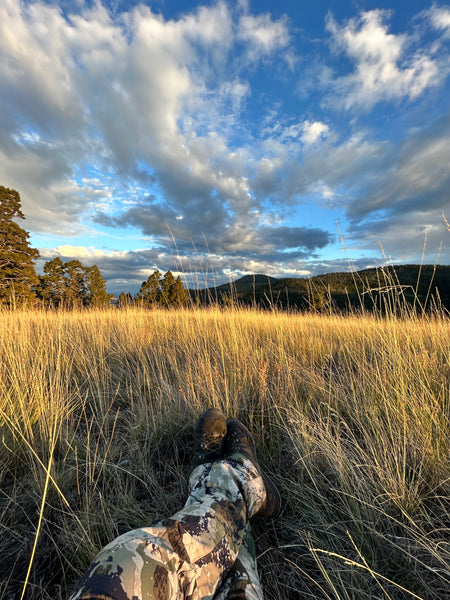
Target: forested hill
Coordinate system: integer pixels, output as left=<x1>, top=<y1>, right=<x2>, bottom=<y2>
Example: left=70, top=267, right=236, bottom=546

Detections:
left=189, top=265, right=450, bottom=313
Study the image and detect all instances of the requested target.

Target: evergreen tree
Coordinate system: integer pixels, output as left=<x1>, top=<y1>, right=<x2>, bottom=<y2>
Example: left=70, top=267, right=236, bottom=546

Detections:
left=137, top=269, right=187, bottom=308
left=137, top=270, right=161, bottom=307
left=0, top=186, right=39, bottom=306
left=118, top=292, right=133, bottom=308
left=37, top=258, right=111, bottom=309
left=160, top=270, right=176, bottom=307
left=307, top=284, right=332, bottom=313
left=171, top=275, right=187, bottom=307
left=64, top=260, right=88, bottom=308
left=36, top=257, right=66, bottom=307
left=86, top=264, right=112, bottom=307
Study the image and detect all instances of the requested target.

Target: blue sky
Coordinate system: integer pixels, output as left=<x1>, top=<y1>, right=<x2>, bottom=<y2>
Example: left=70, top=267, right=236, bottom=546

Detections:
left=1, top=0, right=449, bottom=294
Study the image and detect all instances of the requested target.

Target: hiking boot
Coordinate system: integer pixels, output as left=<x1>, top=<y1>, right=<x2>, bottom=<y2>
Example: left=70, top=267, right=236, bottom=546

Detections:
left=194, top=408, right=227, bottom=464
left=223, top=418, right=282, bottom=519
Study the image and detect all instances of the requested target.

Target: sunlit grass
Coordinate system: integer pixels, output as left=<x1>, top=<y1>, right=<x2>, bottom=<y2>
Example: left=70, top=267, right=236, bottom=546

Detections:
left=0, top=306, right=449, bottom=599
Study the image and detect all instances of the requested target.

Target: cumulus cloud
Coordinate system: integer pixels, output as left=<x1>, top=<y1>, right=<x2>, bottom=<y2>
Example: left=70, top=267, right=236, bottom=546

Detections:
left=1, top=1, right=449, bottom=291
left=0, top=1, right=299, bottom=240
left=250, top=106, right=450, bottom=261
left=326, top=10, right=440, bottom=109
left=237, top=12, right=290, bottom=61
left=330, top=113, right=450, bottom=264
left=301, top=121, right=329, bottom=145
left=344, top=113, right=450, bottom=221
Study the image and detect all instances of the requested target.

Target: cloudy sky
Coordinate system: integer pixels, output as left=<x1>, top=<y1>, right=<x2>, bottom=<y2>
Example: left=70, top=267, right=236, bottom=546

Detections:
left=1, top=0, right=450, bottom=294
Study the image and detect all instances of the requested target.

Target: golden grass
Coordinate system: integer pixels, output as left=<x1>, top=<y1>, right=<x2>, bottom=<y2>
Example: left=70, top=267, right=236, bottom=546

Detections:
left=0, top=306, right=449, bottom=599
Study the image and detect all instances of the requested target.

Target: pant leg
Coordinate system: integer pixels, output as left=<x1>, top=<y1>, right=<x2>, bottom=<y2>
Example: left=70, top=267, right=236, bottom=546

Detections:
left=69, top=457, right=266, bottom=600
left=212, top=523, right=264, bottom=600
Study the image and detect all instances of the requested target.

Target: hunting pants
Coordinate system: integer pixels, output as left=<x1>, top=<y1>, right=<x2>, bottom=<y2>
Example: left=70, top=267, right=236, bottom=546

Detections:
left=69, top=456, right=266, bottom=600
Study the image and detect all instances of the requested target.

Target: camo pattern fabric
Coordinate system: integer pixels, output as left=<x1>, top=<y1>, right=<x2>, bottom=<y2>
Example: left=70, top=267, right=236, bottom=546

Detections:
left=213, top=522, right=263, bottom=600
left=69, top=456, right=266, bottom=600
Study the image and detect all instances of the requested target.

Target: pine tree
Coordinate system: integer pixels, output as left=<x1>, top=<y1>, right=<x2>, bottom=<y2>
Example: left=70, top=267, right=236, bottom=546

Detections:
left=64, top=260, right=87, bottom=308
left=86, top=264, right=112, bottom=307
left=118, top=292, right=133, bottom=308
left=137, top=270, right=161, bottom=307
left=160, top=270, right=176, bottom=307
left=171, top=275, right=187, bottom=307
left=0, top=186, right=39, bottom=306
left=36, top=257, right=66, bottom=307
left=37, top=258, right=111, bottom=309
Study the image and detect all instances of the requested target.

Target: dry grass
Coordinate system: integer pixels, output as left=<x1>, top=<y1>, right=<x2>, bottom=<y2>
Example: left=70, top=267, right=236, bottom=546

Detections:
left=0, top=306, right=449, bottom=599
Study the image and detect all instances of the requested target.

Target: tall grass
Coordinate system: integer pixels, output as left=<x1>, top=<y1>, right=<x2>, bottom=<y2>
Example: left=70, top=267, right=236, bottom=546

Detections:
left=0, top=306, right=449, bottom=599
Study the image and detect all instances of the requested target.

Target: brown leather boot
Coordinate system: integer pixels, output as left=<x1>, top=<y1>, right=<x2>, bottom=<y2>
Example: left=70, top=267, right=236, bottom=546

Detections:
left=223, top=418, right=281, bottom=519
left=194, top=408, right=227, bottom=464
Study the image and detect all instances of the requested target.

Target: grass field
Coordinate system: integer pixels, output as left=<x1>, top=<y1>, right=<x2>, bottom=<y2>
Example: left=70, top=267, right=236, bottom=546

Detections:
left=0, top=306, right=449, bottom=599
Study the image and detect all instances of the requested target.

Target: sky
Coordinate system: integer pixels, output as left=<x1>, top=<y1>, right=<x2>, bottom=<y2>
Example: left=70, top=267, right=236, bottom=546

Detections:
left=1, top=0, right=450, bottom=295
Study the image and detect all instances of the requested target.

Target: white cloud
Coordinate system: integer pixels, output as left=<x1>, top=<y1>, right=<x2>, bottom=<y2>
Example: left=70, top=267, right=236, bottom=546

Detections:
left=40, top=245, right=128, bottom=260
left=238, top=12, right=290, bottom=60
left=429, top=5, right=450, bottom=35
left=326, top=10, right=440, bottom=109
left=315, top=184, right=336, bottom=201
left=1, top=0, right=449, bottom=283
left=0, top=0, right=84, bottom=133
left=346, top=115, right=450, bottom=219
left=3, top=1, right=292, bottom=244
left=348, top=210, right=450, bottom=265
left=258, top=118, right=329, bottom=151
left=0, top=0, right=250, bottom=234
left=301, top=121, right=329, bottom=145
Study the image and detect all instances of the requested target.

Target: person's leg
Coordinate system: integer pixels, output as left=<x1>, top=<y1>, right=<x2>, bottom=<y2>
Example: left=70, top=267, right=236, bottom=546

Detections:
left=68, top=459, right=261, bottom=600
left=213, top=523, right=263, bottom=600
left=209, top=418, right=282, bottom=600
left=179, top=416, right=281, bottom=600
left=68, top=410, right=280, bottom=600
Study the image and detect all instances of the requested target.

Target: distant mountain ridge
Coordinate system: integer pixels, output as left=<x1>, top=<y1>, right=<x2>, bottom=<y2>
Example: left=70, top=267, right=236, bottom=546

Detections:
left=189, top=265, right=450, bottom=313
left=214, top=274, right=278, bottom=294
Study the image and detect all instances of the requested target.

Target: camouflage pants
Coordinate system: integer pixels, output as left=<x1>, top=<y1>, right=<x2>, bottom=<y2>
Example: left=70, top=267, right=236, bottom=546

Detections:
left=69, top=456, right=266, bottom=600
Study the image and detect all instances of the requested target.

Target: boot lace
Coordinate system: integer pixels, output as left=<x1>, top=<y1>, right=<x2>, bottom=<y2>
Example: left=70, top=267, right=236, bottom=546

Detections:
left=197, top=431, right=225, bottom=450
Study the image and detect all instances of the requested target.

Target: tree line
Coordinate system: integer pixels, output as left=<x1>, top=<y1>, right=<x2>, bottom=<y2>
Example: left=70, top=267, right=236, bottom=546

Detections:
left=134, top=270, right=187, bottom=307
left=0, top=185, right=187, bottom=309
left=35, top=258, right=112, bottom=308
left=115, top=270, right=187, bottom=308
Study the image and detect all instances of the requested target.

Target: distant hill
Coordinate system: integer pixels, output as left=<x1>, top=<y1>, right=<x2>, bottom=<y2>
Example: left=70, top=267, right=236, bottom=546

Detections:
left=214, top=274, right=278, bottom=294
left=189, top=265, right=450, bottom=314
left=189, top=274, right=278, bottom=304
